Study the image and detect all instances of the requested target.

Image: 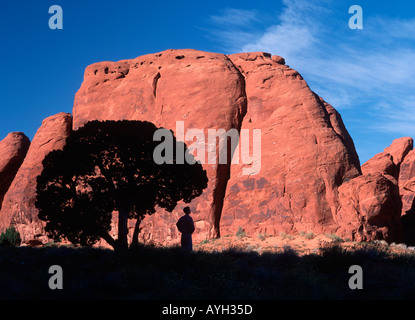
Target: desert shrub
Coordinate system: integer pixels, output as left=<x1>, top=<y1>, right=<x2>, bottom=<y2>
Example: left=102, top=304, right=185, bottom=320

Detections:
left=319, top=242, right=345, bottom=257
left=0, top=227, right=21, bottom=248
left=257, top=233, right=267, bottom=241
left=280, top=231, right=294, bottom=240
left=236, top=227, right=246, bottom=239
left=350, top=241, right=390, bottom=261
left=317, top=242, right=355, bottom=275
left=325, top=233, right=344, bottom=243
left=282, top=245, right=297, bottom=256
left=303, top=231, right=315, bottom=239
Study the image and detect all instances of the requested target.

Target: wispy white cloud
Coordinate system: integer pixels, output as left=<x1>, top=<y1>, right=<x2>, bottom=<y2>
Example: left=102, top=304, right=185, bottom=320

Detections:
left=240, top=0, right=327, bottom=57
left=205, top=8, right=267, bottom=52
left=209, top=8, right=261, bottom=27
left=206, top=0, right=415, bottom=161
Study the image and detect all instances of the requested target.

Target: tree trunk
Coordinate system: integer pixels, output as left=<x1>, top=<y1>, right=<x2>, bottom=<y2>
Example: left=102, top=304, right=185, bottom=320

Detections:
left=130, top=218, right=142, bottom=249
left=99, top=230, right=117, bottom=250
left=117, top=205, right=129, bottom=252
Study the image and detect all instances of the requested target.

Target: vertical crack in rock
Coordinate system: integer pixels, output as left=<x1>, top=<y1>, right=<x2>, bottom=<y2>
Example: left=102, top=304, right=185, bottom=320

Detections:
left=152, top=72, right=161, bottom=98
left=209, top=56, right=248, bottom=238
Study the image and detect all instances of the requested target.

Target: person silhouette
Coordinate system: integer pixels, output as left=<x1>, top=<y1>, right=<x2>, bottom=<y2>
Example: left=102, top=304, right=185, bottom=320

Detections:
left=176, top=206, right=195, bottom=251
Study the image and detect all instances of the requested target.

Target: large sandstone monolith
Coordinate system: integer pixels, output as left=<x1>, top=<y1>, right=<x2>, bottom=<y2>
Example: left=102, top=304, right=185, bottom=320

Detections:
left=0, top=132, right=30, bottom=210
left=0, top=50, right=409, bottom=246
left=73, top=49, right=247, bottom=243
left=73, top=49, right=369, bottom=244
left=220, top=52, right=362, bottom=236
left=0, top=113, right=72, bottom=241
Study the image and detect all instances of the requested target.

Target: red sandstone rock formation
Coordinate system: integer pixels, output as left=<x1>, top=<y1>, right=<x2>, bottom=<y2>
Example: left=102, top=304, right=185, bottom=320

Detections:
left=220, top=52, right=362, bottom=237
left=73, top=49, right=368, bottom=243
left=362, top=137, right=413, bottom=179
left=335, top=137, right=413, bottom=242
left=0, top=113, right=72, bottom=242
left=0, top=132, right=30, bottom=210
left=0, top=49, right=412, bottom=245
left=337, top=173, right=403, bottom=242
left=73, top=49, right=246, bottom=243
left=399, top=150, right=415, bottom=214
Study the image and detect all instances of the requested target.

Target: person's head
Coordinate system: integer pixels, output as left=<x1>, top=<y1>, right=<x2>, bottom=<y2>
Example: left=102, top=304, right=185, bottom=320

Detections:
left=183, top=206, right=191, bottom=215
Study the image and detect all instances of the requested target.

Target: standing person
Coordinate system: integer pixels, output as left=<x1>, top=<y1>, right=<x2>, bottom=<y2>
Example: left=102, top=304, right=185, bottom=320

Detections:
left=176, top=206, right=195, bottom=251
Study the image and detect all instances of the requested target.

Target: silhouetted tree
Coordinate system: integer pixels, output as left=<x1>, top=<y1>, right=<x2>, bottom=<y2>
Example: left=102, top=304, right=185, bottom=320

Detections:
left=36, top=120, right=208, bottom=251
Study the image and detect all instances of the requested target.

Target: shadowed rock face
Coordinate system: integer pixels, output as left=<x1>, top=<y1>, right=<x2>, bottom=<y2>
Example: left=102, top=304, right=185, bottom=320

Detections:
left=399, top=149, right=415, bottom=214
left=0, top=132, right=30, bottom=210
left=0, top=49, right=410, bottom=245
left=398, top=149, right=415, bottom=245
left=0, top=113, right=72, bottom=242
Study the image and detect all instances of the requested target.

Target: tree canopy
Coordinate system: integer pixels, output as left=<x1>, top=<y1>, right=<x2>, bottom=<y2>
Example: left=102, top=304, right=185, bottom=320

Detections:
left=35, top=120, right=208, bottom=251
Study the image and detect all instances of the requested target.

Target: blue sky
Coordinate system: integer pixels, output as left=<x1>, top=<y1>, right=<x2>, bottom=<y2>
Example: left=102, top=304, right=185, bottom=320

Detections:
left=0, top=0, right=414, bottom=163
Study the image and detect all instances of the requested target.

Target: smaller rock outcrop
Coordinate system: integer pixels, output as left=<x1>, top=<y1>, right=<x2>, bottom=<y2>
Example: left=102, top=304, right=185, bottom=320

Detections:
left=0, top=132, right=30, bottom=210
left=337, top=172, right=403, bottom=242
left=0, top=113, right=72, bottom=242
left=362, top=137, right=413, bottom=179
left=336, top=137, right=414, bottom=243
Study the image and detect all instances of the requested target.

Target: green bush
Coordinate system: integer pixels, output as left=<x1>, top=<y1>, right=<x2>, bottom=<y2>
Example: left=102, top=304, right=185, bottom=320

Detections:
left=0, top=226, right=21, bottom=248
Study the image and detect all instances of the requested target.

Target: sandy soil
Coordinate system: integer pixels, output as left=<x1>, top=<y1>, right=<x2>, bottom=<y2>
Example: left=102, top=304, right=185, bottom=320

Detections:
left=193, top=232, right=413, bottom=256
left=194, top=233, right=341, bottom=255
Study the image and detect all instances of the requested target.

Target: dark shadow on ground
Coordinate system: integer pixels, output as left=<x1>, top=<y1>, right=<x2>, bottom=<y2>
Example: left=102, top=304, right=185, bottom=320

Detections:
left=1, top=243, right=415, bottom=300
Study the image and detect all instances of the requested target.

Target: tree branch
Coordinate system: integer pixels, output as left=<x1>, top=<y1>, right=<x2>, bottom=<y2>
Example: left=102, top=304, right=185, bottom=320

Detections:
left=98, top=230, right=117, bottom=249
